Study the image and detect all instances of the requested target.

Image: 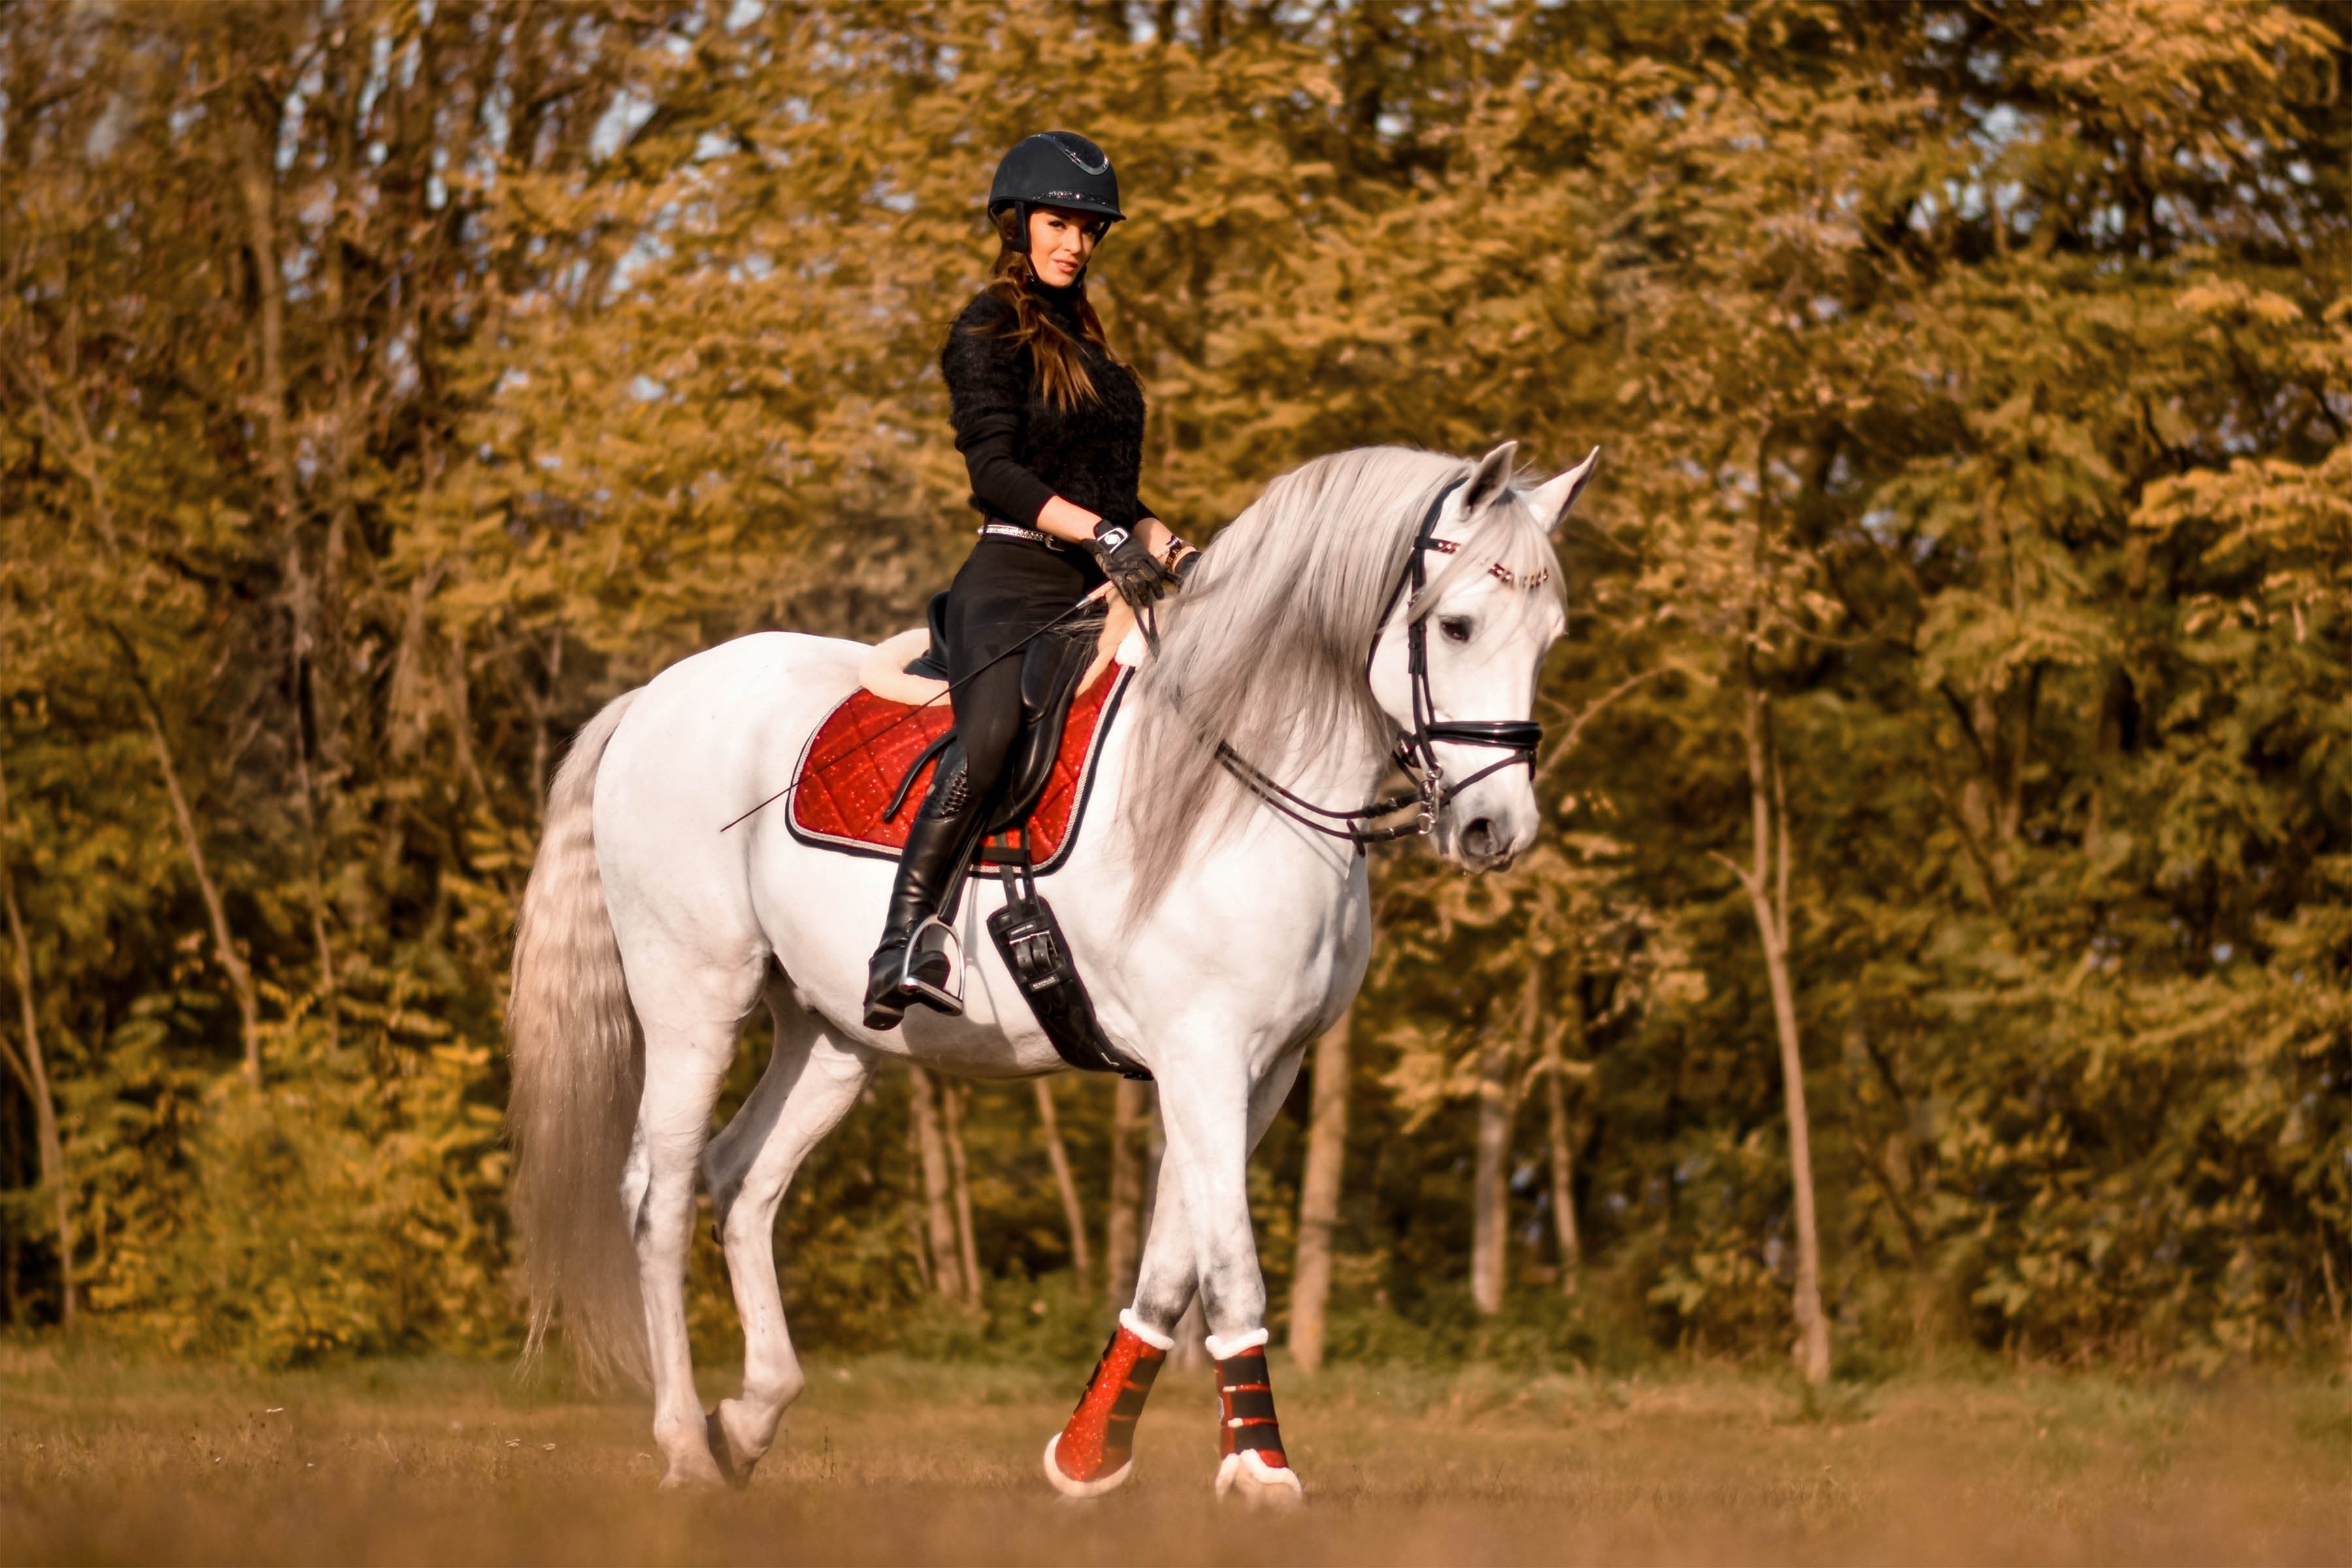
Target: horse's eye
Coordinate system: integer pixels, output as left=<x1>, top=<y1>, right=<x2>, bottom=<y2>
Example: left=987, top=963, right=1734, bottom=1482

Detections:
left=1439, top=616, right=1474, bottom=644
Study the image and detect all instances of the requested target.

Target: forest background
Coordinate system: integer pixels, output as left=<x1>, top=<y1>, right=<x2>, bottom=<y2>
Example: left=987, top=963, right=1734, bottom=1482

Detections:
left=1, top=0, right=2350, bottom=1383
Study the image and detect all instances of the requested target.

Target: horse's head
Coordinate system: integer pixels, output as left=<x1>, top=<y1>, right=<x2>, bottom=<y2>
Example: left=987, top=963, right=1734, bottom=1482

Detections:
left=1367, top=442, right=1598, bottom=872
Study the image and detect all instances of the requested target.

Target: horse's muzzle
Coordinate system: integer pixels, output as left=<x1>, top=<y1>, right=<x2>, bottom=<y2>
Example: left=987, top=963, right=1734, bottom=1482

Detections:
left=1443, top=806, right=1529, bottom=872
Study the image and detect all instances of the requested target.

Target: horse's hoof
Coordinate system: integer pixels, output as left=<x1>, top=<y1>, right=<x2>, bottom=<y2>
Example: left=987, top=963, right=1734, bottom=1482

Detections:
left=1043, top=1432, right=1135, bottom=1499
left=1214, top=1449, right=1304, bottom=1507
left=705, top=1409, right=753, bottom=1491
left=655, top=1456, right=728, bottom=1492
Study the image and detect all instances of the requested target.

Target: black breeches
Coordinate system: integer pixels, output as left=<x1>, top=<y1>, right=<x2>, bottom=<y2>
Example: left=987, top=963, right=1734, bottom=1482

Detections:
left=947, top=650, right=1026, bottom=806
left=940, top=534, right=1103, bottom=810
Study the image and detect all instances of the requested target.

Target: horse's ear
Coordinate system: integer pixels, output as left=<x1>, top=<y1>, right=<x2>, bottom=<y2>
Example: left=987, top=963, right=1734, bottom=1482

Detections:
left=1527, top=447, right=1601, bottom=536
left=1460, top=440, right=1519, bottom=514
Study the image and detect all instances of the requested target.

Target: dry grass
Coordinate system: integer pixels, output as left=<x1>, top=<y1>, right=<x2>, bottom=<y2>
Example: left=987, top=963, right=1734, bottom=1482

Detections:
left=3, top=1343, right=2351, bottom=1565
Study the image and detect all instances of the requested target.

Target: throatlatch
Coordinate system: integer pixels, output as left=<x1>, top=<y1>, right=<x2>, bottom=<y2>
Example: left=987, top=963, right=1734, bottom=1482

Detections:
left=1045, top=1313, right=1169, bottom=1497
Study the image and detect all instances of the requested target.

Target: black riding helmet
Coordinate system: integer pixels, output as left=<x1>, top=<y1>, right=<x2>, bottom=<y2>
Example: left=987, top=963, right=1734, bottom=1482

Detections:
left=987, top=131, right=1123, bottom=252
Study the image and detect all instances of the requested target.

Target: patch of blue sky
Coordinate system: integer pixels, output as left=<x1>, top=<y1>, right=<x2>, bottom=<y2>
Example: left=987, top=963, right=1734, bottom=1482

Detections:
left=592, top=88, right=657, bottom=163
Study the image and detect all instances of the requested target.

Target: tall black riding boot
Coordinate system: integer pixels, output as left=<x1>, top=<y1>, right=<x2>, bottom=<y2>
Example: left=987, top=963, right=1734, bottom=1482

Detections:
left=864, top=749, right=990, bottom=1030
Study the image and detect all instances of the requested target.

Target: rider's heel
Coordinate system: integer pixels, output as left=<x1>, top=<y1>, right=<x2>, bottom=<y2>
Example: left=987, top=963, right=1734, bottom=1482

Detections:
left=862, top=944, right=911, bottom=1030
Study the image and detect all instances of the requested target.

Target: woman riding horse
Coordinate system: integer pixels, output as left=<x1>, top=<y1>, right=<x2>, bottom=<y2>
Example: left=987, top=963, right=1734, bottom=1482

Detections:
left=864, top=130, right=1195, bottom=1030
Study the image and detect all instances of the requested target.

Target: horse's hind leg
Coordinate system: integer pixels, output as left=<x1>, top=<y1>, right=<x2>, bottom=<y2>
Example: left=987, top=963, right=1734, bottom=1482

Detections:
left=618, top=950, right=766, bottom=1492
left=700, top=973, right=873, bottom=1484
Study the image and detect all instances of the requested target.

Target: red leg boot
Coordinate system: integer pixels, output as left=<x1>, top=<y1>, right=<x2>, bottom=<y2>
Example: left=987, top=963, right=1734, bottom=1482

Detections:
left=1209, top=1329, right=1303, bottom=1504
left=1043, top=1311, right=1170, bottom=1497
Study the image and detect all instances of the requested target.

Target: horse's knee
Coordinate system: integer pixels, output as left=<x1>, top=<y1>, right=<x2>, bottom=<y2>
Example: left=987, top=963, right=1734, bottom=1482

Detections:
left=1132, top=1277, right=1193, bottom=1331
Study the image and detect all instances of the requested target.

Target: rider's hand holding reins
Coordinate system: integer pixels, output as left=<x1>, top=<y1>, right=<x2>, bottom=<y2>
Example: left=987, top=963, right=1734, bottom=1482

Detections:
left=1092, top=518, right=1173, bottom=608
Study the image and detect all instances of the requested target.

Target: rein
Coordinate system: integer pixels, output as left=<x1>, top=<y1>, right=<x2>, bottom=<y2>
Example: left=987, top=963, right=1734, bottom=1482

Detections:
left=1213, top=476, right=1543, bottom=848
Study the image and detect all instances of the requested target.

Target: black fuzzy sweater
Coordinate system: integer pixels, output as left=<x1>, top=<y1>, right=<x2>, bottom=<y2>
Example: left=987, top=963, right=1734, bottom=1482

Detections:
left=941, top=281, right=1151, bottom=532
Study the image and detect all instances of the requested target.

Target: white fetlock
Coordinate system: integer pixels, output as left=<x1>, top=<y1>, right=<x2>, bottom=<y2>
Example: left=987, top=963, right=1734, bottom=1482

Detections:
left=1214, top=1448, right=1304, bottom=1506
left=1043, top=1432, right=1136, bottom=1500
left=655, top=1455, right=728, bottom=1492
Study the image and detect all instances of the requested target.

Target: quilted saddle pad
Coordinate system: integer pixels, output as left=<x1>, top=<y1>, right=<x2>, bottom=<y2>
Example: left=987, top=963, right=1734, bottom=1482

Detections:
left=787, top=667, right=1130, bottom=871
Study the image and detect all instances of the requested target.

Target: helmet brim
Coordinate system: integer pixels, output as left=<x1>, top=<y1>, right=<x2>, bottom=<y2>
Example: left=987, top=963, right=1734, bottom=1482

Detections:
left=990, top=197, right=1125, bottom=225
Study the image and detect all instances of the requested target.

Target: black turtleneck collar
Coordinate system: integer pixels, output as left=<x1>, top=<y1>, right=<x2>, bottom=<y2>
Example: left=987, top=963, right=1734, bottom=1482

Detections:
left=1025, top=275, right=1086, bottom=323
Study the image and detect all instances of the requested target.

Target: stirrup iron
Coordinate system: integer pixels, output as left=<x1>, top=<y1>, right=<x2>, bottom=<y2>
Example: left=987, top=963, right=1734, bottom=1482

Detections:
left=902, top=914, right=964, bottom=1015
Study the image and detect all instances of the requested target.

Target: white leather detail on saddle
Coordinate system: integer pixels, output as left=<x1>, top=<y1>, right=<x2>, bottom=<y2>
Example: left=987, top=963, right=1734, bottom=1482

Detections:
left=855, top=593, right=1142, bottom=704
left=857, top=629, right=945, bottom=704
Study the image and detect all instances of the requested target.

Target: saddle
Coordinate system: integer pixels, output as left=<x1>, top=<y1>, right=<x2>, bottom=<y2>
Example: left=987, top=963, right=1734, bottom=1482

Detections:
left=789, top=596, right=1128, bottom=870
left=789, top=597, right=1150, bottom=1080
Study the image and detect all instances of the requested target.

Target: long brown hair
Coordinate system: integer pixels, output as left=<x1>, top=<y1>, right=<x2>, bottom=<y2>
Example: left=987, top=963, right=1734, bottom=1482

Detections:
left=972, top=208, right=1130, bottom=410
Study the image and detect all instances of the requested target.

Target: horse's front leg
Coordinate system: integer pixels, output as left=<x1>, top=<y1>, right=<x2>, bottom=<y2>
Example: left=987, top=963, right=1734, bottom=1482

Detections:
left=1044, top=1041, right=1307, bottom=1503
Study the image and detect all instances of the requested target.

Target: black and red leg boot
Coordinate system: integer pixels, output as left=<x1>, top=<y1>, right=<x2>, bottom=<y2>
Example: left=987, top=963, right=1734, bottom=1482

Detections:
left=1043, top=1311, right=1170, bottom=1497
left=1207, top=1328, right=1304, bottom=1503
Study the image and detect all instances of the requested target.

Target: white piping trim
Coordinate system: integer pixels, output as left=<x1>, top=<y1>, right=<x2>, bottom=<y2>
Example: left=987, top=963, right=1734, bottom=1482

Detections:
left=1203, top=1326, right=1269, bottom=1360
left=1043, top=1433, right=1134, bottom=1499
left=1118, top=1309, right=1175, bottom=1350
left=1213, top=1448, right=1303, bottom=1504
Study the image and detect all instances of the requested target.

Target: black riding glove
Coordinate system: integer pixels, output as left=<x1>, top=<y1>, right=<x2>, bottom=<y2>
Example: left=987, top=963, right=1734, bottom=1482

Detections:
left=1092, top=520, right=1169, bottom=609
left=1170, top=547, right=1202, bottom=591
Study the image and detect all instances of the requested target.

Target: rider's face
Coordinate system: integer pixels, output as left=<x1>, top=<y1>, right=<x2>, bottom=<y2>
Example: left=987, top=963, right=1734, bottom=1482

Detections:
left=1026, top=206, right=1102, bottom=286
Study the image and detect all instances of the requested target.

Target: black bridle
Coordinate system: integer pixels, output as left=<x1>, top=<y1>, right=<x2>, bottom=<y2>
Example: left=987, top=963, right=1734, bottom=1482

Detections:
left=1217, top=477, right=1544, bottom=847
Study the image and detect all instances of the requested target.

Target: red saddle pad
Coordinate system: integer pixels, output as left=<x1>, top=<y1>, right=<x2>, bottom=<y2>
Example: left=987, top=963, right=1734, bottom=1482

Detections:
left=787, top=667, right=1130, bottom=870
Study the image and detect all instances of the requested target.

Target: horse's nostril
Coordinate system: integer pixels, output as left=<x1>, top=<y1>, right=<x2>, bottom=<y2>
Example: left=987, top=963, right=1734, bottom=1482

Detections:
left=1462, top=818, right=1497, bottom=859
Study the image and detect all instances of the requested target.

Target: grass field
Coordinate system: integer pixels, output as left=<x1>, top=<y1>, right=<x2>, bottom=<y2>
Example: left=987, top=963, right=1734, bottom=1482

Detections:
left=5, top=1343, right=2351, bottom=1565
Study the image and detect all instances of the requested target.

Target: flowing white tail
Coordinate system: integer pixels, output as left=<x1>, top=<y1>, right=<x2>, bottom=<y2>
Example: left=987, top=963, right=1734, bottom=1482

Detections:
left=507, top=689, right=649, bottom=1388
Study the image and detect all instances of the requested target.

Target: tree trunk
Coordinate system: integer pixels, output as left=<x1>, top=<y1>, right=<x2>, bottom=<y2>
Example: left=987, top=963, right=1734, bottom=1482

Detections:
left=1735, top=686, right=1831, bottom=1385
left=0, top=750, right=71, bottom=1327
left=1171, top=1295, right=1208, bottom=1370
left=1471, top=1016, right=1516, bottom=1316
left=1104, top=1075, right=1149, bottom=1309
left=1540, top=968, right=1584, bottom=1296
left=1289, top=1008, right=1352, bottom=1372
left=941, top=1078, right=982, bottom=1308
left=906, top=1065, right=963, bottom=1302
left=1032, top=1077, right=1092, bottom=1281
left=904, top=1108, right=933, bottom=1293
left=112, top=629, right=263, bottom=1086
left=233, top=79, right=339, bottom=1040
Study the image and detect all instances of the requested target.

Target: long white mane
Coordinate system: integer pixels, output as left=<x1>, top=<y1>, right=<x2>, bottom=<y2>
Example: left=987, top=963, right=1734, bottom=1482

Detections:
left=1120, top=446, right=1565, bottom=914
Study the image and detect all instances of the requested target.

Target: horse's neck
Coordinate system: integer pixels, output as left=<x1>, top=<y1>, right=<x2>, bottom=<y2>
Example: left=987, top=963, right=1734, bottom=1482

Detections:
left=1204, top=720, right=1391, bottom=893
left=1272, top=725, right=1393, bottom=825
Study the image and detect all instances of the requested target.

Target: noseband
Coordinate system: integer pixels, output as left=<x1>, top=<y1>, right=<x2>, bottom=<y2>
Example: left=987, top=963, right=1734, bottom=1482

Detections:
left=1216, top=477, right=1544, bottom=847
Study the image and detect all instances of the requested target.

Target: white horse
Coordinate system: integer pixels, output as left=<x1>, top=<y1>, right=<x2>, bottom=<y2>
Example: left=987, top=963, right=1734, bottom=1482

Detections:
left=506, top=441, right=1595, bottom=1496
